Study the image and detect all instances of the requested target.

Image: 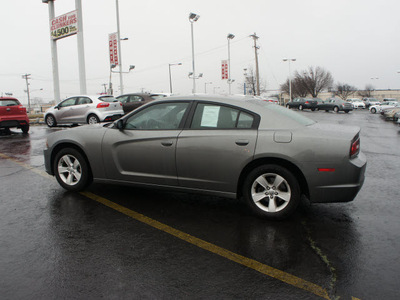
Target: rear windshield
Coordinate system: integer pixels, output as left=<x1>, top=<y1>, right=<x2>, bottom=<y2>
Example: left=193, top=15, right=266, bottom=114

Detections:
left=98, top=96, right=117, bottom=102
left=0, top=99, right=20, bottom=106
left=249, top=100, right=316, bottom=126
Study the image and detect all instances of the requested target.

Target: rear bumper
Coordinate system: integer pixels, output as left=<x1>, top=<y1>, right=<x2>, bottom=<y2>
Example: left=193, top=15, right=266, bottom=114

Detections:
left=309, top=152, right=367, bottom=203
left=0, top=119, right=29, bottom=128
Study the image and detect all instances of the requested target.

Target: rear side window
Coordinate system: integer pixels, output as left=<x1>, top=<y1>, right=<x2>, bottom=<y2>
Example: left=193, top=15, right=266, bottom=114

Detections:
left=0, top=99, right=20, bottom=106
left=190, top=103, right=254, bottom=129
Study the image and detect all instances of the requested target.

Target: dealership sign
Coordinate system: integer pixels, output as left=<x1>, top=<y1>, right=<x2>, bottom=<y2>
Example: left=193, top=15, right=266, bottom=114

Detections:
left=221, top=60, right=228, bottom=80
left=109, top=32, right=119, bottom=67
left=50, top=10, right=79, bottom=40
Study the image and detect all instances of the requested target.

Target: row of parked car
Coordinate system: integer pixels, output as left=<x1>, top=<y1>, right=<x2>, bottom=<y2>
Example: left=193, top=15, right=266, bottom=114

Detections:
left=286, top=97, right=399, bottom=116
left=368, top=100, right=400, bottom=125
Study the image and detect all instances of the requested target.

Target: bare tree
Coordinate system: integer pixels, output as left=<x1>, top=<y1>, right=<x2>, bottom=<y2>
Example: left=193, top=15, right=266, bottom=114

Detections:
left=335, top=83, right=357, bottom=100
left=244, top=67, right=267, bottom=95
left=358, top=84, right=374, bottom=98
left=280, top=78, right=308, bottom=98
left=293, top=66, right=334, bottom=98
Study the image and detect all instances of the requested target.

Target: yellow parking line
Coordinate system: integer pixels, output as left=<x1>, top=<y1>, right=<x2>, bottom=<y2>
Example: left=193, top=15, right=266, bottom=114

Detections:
left=81, top=190, right=331, bottom=299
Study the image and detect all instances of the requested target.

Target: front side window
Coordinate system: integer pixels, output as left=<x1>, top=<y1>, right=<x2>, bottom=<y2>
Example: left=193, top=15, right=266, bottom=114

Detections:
left=125, top=102, right=189, bottom=130
left=117, top=96, right=129, bottom=104
left=130, top=96, right=144, bottom=102
left=190, top=103, right=254, bottom=129
left=59, top=98, right=76, bottom=107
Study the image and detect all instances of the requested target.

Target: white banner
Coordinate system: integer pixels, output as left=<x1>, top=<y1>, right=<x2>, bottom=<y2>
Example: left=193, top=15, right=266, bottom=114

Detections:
left=109, top=32, right=119, bottom=67
left=50, top=10, right=78, bottom=40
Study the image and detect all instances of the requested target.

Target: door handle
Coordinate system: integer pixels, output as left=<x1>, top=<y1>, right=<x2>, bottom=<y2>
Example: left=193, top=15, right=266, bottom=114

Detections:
left=161, top=141, right=173, bottom=147
left=235, top=139, right=249, bottom=146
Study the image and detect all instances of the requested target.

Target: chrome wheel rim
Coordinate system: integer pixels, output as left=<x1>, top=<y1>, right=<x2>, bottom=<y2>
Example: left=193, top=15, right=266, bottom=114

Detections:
left=251, top=173, right=291, bottom=213
left=47, top=116, right=54, bottom=126
left=57, top=154, right=82, bottom=186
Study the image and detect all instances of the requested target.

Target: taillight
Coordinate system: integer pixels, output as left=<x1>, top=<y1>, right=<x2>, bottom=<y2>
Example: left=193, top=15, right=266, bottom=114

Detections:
left=305, top=101, right=309, bottom=104
left=97, top=102, right=110, bottom=108
left=350, top=136, right=360, bottom=158
left=20, top=106, right=27, bottom=113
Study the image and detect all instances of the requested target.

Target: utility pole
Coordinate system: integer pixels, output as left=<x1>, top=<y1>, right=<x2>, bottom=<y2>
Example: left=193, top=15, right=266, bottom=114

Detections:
left=250, top=33, right=260, bottom=96
left=22, top=74, right=31, bottom=113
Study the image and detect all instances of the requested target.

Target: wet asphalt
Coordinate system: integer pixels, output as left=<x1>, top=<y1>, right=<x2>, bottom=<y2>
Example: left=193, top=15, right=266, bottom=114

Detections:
left=0, top=109, right=399, bottom=300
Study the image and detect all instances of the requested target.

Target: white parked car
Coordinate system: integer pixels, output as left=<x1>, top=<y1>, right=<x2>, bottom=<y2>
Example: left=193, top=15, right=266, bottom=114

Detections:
left=369, top=101, right=398, bottom=114
left=347, top=98, right=366, bottom=109
left=45, top=95, right=124, bottom=127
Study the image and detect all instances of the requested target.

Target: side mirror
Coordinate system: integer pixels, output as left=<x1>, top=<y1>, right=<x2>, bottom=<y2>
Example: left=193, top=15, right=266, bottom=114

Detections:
left=55, top=105, right=60, bottom=110
left=116, top=119, right=125, bottom=130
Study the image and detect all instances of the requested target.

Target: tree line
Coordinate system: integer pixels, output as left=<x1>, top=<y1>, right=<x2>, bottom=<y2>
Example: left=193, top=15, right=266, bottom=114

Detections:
left=278, top=66, right=374, bottom=100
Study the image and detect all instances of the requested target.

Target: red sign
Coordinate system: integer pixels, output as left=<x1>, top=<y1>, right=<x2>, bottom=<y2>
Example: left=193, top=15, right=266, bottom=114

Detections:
left=109, top=32, right=119, bottom=67
left=221, top=60, right=228, bottom=80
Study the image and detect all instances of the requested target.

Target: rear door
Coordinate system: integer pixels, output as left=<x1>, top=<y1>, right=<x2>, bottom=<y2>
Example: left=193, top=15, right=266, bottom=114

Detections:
left=176, top=102, right=258, bottom=193
left=70, top=96, right=93, bottom=123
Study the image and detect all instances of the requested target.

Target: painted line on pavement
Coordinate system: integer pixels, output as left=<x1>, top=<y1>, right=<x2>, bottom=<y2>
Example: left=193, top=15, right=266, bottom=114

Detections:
left=2, top=152, right=362, bottom=300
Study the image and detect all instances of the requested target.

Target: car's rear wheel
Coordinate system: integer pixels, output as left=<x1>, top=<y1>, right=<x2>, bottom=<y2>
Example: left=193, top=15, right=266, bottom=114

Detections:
left=87, top=114, right=100, bottom=124
left=299, top=105, right=303, bottom=111
left=21, top=125, right=29, bottom=133
left=53, top=148, right=91, bottom=191
left=344, top=110, right=350, bottom=113
left=286, top=104, right=290, bottom=109
left=242, top=164, right=301, bottom=219
left=311, top=108, right=316, bottom=111
left=334, top=106, right=339, bottom=113
left=371, top=107, right=376, bottom=114
left=46, top=114, right=57, bottom=127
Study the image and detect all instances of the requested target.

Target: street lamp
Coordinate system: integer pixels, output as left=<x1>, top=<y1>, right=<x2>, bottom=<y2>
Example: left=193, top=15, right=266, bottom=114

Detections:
left=168, top=63, right=182, bottom=93
left=204, top=82, right=212, bottom=93
left=282, top=58, right=296, bottom=101
left=189, top=12, right=200, bottom=94
left=227, top=33, right=235, bottom=94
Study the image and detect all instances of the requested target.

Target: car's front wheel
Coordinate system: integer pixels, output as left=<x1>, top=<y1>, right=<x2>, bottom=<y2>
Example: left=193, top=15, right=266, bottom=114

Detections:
left=334, top=106, right=339, bottom=113
left=45, top=114, right=57, bottom=127
left=371, top=107, right=376, bottom=114
left=53, top=148, right=91, bottom=191
left=242, top=164, right=301, bottom=219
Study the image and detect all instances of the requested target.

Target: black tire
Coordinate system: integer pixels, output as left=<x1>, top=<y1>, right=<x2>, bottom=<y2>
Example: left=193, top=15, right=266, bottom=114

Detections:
left=334, top=106, right=339, bottom=113
left=53, top=148, right=92, bottom=191
left=242, top=164, right=301, bottom=219
left=46, top=114, right=57, bottom=127
left=325, top=110, right=329, bottom=112
left=299, top=105, right=303, bottom=111
left=21, top=125, right=29, bottom=133
left=286, top=104, right=290, bottom=109
left=87, top=114, right=100, bottom=124
left=344, top=110, right=350, bottom=113
left=311, top=108, right=316, bottom=111
left=371, top=107, right=376, bottom=114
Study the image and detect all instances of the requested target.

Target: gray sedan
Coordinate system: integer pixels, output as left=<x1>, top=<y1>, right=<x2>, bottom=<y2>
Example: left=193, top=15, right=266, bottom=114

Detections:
left=44, top=95, right=366, bottom=219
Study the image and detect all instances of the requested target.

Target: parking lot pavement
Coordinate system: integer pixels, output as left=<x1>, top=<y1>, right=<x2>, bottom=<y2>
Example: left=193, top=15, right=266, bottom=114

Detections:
left=1, top=110, right=400, bottom=299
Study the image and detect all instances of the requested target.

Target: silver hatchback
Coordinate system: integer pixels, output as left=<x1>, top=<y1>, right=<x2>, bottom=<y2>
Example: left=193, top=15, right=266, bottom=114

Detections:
left=44, top=95, right=124, bottom=127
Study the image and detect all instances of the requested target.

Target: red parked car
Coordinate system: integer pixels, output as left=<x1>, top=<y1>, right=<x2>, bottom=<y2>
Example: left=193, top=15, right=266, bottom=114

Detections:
left=0, top=97, right=30, bottom=133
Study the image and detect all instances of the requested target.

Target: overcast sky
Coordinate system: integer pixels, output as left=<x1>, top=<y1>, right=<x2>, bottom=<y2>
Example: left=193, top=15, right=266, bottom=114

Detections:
left=1, top=0, right=400, bottom=104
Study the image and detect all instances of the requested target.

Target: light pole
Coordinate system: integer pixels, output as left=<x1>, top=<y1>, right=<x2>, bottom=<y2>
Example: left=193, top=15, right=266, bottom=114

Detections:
left=189, top=12, right=200, bottom=94
left=227, top=33, right=235, bottom=94
left=22, top=74, right=31, bottom=113
left=204, top=82, right=212, bottom=93
left=168, top=63, right=182, bottom=93
left=115, top=0, right=125, bottom=95
left=283, top=58, right=296, bottom=101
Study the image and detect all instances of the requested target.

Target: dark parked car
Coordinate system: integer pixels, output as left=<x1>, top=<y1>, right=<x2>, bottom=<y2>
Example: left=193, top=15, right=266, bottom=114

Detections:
left=0, top=97, right=29, bottom=133
left=44, top=95, right=366, bottom=220
left=286, top=98, right=318, bottom=111
left=317, top=98, right=353, bottom=113
left=116, top=93, right=168, bottom=114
